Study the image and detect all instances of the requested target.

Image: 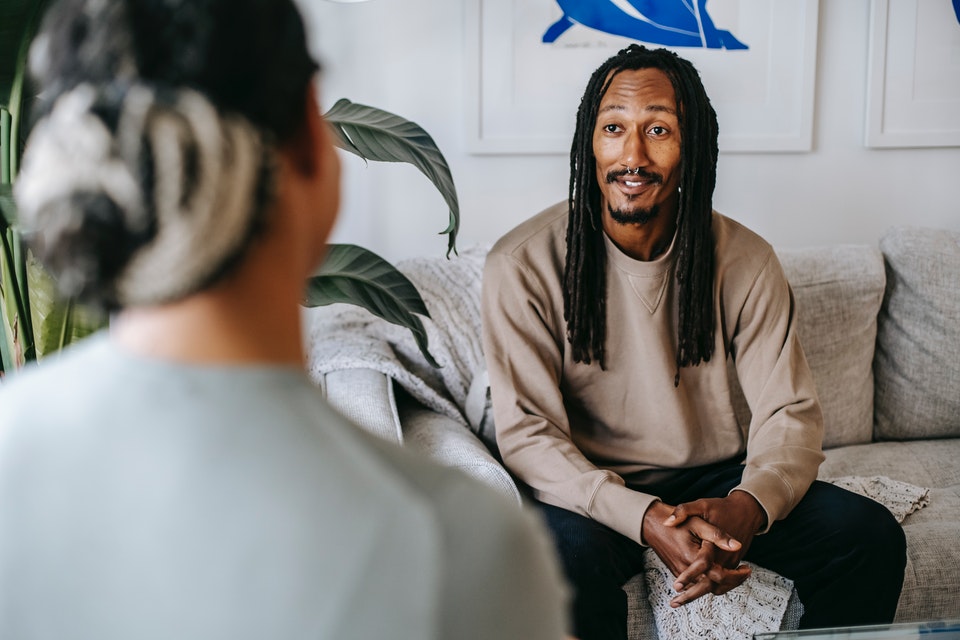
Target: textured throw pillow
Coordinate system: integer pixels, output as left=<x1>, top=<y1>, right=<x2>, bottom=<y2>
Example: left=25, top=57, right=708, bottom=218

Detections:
left=729, top=246, right=886, bottom=449
left=780, top=246, right=887, bottom=448
left=873, top=227, right=960, bottom=440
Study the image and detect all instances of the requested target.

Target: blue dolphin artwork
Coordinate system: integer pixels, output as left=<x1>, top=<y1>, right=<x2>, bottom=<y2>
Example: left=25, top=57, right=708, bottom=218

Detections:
left=543, top=0, right=748, bottom=49
left=954, top=0, right=960, bottom=25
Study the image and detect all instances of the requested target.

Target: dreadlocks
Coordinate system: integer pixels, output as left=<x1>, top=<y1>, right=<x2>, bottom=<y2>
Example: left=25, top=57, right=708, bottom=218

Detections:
left=563, top=44, right=719, bottom=384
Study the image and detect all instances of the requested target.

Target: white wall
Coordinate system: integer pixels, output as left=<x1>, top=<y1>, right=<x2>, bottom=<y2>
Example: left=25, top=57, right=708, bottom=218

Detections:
left=298, top=0, right=960, bottom=264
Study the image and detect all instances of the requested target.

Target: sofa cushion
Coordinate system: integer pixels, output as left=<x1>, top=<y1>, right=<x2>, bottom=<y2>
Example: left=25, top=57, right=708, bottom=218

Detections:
left=874, top=227, right=960, bottom=440
left=820, top=439, right=960, bottom=488
left=730, top=246, right=885, bottom=449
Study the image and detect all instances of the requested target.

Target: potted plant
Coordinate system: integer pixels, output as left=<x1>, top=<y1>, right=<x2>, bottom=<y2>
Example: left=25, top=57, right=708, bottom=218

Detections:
left=0, top=0, right=457, bottom=376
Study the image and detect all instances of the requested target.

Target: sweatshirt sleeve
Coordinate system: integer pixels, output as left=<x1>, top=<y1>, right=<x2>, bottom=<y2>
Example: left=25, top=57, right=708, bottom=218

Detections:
left=481, top=249, right=656, bottom=545
left=729, top=250, right=825, bottom=532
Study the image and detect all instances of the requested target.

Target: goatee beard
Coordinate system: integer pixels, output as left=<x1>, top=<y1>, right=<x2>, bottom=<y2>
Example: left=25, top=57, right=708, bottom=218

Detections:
left=605, top=167, right=663, bottom=225
left=608, top=203, right=659, bottom=225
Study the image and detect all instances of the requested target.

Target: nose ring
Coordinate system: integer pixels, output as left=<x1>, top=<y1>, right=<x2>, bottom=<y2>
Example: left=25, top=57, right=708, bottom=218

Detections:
left=627, top=166, right=640, bottom=175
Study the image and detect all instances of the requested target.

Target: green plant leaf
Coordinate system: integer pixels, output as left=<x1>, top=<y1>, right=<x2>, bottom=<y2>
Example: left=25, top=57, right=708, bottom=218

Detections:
left=0, top=0, right=33, bottom=109
left=1, top=228, right=28, bottom=369
left=1, top=185, right=104, bottom=371
left=303, top=243, right=439, bottom=368
left=27, top=249, right=105, bottom=359
left=0, top=310, right=12, bottom=373
left=1, top=107, right=11, bottom=184
left=0, top=0, right=50, bottom=105
left=323, top=98, right=460, bottom=258
left=1, top=184, right=31, bottom=369
left=0, top=182, right=16, bottom=228
left=1, top=0, right=51, bottom=182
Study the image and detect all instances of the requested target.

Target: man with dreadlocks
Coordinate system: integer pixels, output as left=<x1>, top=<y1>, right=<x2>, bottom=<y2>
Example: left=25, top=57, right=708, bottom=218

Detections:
left=482, top=44, right=906, bottom=640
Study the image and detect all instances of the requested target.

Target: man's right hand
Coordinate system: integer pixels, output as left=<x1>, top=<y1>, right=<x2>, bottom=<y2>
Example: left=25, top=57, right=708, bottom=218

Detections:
left=641, top=501, right=752, bottom=607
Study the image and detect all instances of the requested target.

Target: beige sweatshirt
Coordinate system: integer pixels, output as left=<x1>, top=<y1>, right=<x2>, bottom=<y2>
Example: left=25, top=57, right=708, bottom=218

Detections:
left=481, top=201, right=824, bottom=545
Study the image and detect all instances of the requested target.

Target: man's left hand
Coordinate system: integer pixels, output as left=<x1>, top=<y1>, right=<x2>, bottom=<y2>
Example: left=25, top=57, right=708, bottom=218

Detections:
left=662, top=491, right=767, bottom=600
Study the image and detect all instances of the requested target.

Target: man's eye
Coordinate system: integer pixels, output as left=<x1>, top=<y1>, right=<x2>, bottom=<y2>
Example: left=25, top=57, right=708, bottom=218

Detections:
left=649, top=126, right=667, bottom=136
left=604, top=124, right=620, bottom=133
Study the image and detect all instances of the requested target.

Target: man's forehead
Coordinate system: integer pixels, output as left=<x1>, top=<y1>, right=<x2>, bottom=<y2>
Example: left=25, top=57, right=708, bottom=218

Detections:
left=599, top=67, right=677, bottom=112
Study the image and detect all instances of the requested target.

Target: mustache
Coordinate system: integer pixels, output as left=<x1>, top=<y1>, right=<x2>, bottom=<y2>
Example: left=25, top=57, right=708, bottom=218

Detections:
left=606, top=168, right=663, bottom=184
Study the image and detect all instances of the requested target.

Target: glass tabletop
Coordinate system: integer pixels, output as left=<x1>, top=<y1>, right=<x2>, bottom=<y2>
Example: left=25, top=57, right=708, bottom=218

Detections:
left=754, top=619, right=960, bottom=640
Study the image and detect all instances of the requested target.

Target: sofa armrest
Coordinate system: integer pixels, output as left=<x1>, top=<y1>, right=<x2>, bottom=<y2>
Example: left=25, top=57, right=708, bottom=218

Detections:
left=318, top=368, right=404, bottom=445
left=321, top=367, right=522, bottom=504
left=398, top=399, right=523, bottom=505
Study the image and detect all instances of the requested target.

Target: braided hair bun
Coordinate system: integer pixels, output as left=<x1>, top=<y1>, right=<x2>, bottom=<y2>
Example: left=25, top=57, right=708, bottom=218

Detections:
left=16, top=82, right=271, bottom=307
left=14, top=0, right=317, bottom=309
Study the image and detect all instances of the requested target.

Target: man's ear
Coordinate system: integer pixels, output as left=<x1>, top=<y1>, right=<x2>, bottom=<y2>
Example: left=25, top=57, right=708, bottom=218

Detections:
left=281, top=85, right=325, bottom=176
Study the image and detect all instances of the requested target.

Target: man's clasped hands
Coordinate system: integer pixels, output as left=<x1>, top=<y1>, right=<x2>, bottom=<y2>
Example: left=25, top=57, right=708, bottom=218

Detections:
left=643, top=491, right=768, bottom=607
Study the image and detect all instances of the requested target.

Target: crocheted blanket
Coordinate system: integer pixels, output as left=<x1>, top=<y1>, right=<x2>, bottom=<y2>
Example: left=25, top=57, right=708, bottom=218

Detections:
left=306, top=248, right=931, bottom=639
left=642, top=475, right=929, bottom=640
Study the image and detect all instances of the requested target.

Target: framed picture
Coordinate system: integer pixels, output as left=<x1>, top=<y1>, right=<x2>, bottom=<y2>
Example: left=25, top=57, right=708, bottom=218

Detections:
left=465, top=0, right=820, bottom=154
left=865, top=0, right=960, bottom=148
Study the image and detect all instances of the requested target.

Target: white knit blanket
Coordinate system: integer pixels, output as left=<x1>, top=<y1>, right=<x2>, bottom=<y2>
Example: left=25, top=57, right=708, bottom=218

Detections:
left=825, top=474, right=930, bottom=524
left=643, top=475, right=929, bottom=640
left=306, top=249, right=931, bottom=639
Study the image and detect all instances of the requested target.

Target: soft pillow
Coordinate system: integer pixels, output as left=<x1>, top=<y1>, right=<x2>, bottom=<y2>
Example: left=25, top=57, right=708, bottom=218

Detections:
left=873, top=227, right=960, bottom=440
left=730, top=246, right=886, bottom=449
left=780, top=246, right=886, bottom=448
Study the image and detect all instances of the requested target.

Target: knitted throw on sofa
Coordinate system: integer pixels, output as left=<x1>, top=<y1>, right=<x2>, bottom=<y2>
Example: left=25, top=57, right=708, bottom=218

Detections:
left=642, top=476, right=927, bottom=639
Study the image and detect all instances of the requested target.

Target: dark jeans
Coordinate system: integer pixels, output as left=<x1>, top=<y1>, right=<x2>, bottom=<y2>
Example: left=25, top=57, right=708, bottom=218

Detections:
left=536, top=462, right=907, bottom=640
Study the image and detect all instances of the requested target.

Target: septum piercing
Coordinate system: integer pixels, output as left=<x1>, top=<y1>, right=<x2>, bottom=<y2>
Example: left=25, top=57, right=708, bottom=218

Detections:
left=627, top=167, right=641, bottom=175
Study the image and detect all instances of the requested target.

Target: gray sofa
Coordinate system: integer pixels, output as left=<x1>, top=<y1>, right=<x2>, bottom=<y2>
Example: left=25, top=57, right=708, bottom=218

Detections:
left=310, top=226, right=960, bottom=637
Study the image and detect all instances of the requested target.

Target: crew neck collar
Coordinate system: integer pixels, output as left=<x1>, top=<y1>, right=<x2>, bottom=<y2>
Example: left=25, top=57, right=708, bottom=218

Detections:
left=603, top=228, right=678, bottom=276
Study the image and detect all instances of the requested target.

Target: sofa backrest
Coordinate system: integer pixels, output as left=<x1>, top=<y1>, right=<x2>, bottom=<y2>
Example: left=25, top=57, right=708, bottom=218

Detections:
left=873, top=227, right=960, bottom=441
left=729, top=245, right=887, bottom=449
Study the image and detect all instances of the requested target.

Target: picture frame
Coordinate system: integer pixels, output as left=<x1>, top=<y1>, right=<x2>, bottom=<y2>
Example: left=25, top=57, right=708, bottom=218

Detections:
left=465, top=0, right=820, bottom=155
left=865, top=0, right=960, bottom=148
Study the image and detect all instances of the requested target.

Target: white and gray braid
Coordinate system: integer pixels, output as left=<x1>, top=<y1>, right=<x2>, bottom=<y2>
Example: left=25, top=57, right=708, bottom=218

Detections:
left=15, top=80, right=273, bottom=307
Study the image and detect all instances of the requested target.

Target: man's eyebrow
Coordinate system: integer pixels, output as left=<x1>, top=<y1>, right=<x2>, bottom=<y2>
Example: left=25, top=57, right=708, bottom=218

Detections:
left=598, top=103, right=677, bottom=115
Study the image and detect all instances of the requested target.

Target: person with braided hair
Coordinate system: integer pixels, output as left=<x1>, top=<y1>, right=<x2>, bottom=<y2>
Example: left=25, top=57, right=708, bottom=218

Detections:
left=482, top=44, right=906, bottom=640
left=0, top=1, right=569, bottom=638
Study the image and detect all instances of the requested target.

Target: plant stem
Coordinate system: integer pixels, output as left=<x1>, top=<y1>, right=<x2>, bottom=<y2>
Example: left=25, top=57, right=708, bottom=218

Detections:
left=1, top=108, right=10, bottom=184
